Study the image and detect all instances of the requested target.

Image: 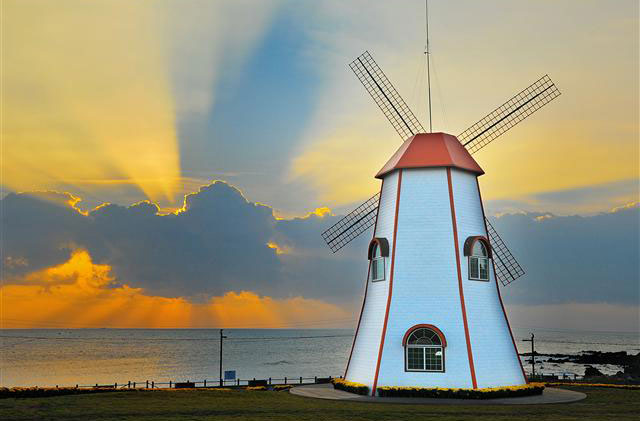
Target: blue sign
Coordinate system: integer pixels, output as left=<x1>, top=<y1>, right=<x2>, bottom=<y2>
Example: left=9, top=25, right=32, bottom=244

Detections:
left=224, top=370, right=236, bottom=380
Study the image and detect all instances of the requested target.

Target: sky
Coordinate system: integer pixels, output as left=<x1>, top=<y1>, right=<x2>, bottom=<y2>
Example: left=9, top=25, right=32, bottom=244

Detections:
left=1, top=0, right=638, bottom=332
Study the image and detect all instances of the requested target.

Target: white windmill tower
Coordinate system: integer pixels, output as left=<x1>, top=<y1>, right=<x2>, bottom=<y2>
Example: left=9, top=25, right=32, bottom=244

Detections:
left=321, top=51, right=560, bottom=395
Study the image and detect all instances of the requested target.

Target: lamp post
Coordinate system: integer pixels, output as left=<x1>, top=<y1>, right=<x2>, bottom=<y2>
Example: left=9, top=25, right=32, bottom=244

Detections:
left=522, top=333, right=535, bottom=380
left=219, top=329, right=227, bottom=387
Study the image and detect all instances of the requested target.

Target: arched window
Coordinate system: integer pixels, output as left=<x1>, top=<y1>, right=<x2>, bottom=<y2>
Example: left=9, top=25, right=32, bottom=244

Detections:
left=403, top=325, right=446, bottom=372
left=368, top=238, right=389, bottom=282
left=464, top=236, right=491, bottom=281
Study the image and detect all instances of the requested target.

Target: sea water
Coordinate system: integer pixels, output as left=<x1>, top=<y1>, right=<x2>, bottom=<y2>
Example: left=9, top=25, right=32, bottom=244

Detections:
left=1, top=328, right=638, bottom=387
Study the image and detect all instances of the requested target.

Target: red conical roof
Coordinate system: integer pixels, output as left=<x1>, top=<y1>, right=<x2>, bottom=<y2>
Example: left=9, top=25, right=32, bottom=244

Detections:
left=375, top=132, right=484, bottom=179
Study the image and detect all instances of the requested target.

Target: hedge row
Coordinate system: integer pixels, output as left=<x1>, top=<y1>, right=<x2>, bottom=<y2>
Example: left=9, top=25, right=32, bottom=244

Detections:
left=331, top=378, right=369, bottom=395
left=377, top=383, right=545, bottom=399
left=0, top=387, right=127, bottom=399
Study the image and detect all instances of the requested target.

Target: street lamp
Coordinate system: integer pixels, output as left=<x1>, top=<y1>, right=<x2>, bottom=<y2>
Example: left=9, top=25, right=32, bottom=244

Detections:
left=220, top=329, right=227, bottom=386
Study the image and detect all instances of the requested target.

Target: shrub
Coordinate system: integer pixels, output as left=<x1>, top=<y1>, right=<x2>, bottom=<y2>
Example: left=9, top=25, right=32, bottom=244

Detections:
left=377, top=383, right=545, bottom=399
left=331, top=378, right=369, bottom=395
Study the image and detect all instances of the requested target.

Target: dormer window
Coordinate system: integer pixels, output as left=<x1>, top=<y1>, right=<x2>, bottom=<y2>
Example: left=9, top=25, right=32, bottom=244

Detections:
left=464, top=236, right=491, bottom=281
left=367, top=238, right=389, bottom=282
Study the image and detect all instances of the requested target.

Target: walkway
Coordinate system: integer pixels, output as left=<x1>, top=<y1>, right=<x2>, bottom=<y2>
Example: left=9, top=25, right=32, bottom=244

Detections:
left=289, top=383, right=586, bottom=405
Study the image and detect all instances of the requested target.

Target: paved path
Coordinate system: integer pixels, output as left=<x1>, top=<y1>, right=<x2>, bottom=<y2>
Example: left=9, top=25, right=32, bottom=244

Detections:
left=289, top=383, right=586, bottom=405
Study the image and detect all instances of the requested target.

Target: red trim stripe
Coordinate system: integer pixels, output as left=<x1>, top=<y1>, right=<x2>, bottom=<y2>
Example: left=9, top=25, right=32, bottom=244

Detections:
left=475, top=179, right=528, bottom=384
left=447, top=168, right=478, bottom=389
left=344, top=180, right=385, bottom=378
left=371, top=169, right=402, bottom=396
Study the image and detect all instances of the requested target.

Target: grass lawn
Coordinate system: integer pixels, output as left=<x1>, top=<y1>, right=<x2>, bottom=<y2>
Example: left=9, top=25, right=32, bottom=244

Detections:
left=0, top=386, right=637, bottom=421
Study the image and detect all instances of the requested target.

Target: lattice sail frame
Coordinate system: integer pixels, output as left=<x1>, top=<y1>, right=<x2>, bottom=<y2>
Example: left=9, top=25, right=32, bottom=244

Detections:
left=323, top=53, right=558, bottom=285
left=485, top=218, right=525, bottom=285
left=350, top=51, right=425, bottom=140
left=321, top=192, right=380, bottom=253
left=458, top=75, right=560, bottom=155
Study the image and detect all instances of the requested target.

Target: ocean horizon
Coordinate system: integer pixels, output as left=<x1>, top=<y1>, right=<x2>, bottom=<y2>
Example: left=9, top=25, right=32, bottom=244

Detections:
left=1, top=327, right=638, bottom=388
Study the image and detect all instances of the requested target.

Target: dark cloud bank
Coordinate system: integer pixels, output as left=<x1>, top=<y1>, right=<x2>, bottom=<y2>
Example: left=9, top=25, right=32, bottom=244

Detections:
left=1, top=181, right=638, bottom=308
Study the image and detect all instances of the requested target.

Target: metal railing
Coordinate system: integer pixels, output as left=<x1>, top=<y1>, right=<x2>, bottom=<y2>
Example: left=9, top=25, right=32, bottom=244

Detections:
left=69, top=375, right=342, bottom=390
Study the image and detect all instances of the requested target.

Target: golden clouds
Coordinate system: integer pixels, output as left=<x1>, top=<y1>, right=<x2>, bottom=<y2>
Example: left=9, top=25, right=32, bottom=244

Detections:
left=1, top=250, right=350, bottom=328
left=267, top=242, right=289, bottom=255
left=2, top=0, right=180, bottom=203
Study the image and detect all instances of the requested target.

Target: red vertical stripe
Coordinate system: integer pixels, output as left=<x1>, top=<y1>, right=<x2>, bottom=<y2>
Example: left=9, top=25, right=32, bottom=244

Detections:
left=344, top=180, right=385, bottom=378
left=371, top=169, right=402, bottom=397
left=475, top=179, right=528, bottom=384
left=447, top=168, right=478, bottom=389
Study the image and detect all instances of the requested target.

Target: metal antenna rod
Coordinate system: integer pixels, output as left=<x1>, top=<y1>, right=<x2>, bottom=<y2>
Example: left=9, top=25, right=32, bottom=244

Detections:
left=425, top=0, right=433, bottom=132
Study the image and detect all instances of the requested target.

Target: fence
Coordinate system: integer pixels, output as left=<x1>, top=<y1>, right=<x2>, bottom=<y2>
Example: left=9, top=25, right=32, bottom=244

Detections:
left=70, top=375, right=342, bottom=390
left=528, top=373, right=585, bottom=382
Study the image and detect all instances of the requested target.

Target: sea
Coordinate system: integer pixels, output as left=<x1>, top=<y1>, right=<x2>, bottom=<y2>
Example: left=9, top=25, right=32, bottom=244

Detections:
left=1, top=328, right=638, bottom=388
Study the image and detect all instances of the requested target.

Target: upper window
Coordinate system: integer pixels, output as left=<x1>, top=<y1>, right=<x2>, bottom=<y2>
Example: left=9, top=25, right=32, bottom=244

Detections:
left=464, top=237, right=491, bottom=281
left=369, top=243, right=385, bottom=281
left=403, top=326, right=445, bottom=372
left=368, top=238, right=389, bottom=282
left=469, top=240, right=489, bottom=281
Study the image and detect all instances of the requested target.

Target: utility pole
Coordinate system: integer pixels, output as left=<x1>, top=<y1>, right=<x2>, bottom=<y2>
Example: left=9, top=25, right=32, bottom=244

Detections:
left=219, top=329, right=227, bottom=387
left=522, top=333, right=535, bottom=379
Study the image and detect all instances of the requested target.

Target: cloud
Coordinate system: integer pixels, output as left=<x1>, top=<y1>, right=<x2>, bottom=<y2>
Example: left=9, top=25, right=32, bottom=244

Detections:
left=2, top=180, right=637, bottom=331
left=491, top=205, right=640, bottom=307
left=485, top=178, right=639, bottom=216
left=1, top=250, right=350, bottom=328
left=1, top=181, right=367, bottom=303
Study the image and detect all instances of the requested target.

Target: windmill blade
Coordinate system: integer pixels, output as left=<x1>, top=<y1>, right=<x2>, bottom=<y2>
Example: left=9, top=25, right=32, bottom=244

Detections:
left=350, top=51, right=425, bottom=140
left=321, top=192, right=381, bottom=253
left=459, top=75, right=561, bottom=155
left=485, top=218, right=525, bottom=286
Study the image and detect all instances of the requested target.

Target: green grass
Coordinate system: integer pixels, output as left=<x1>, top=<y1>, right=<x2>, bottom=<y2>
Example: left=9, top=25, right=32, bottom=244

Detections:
left=0, top=386, right=637, bottom=421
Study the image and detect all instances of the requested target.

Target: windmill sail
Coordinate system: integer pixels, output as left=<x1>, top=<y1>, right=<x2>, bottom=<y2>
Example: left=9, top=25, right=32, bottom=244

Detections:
left=485, top=218, right=525, bottom=286
left=350, top=51, right=425, bottom=140
left=323, top=57, right=557, bottom=271
left=458, top=75, right=560, bottom=155
left=321, top=192, right=381, bottom=253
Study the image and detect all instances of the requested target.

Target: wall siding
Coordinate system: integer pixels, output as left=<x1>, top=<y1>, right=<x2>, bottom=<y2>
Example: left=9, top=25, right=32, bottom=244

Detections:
left=451, top=169, right=526, bottom=387
left=345, top=171, right=398, bottom=386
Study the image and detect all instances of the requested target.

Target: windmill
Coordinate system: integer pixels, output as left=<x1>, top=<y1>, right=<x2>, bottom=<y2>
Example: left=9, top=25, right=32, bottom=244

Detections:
left=323, top=50, right=560, bottom=395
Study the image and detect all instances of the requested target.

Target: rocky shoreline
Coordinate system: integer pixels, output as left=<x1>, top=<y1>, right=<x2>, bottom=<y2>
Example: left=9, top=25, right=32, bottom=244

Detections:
left=519, top=350, right=640, bottom=381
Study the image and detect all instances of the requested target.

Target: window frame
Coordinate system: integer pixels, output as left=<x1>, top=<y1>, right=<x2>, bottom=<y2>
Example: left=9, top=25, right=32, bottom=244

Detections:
left=466, top=237, right=491, bottom=282
left=405, top=344, right=445, bottom=372
left=370, top=254, right=385, bottom=282
left=402, top=326, right=446, bottom=373
left=367, top=238, right=389, bottom=282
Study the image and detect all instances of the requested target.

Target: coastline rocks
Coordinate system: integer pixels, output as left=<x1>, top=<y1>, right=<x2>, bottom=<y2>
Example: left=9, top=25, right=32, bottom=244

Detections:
left=519, top=350, right=640, bottom=380
left=584, top=366, right=604, bottom=377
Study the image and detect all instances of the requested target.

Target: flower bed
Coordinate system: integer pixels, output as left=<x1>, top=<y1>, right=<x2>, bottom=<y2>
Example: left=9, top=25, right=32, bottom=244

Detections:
left=331, top=378, right=369, bottom=395
left=377, top=383, right=545, bottom=399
